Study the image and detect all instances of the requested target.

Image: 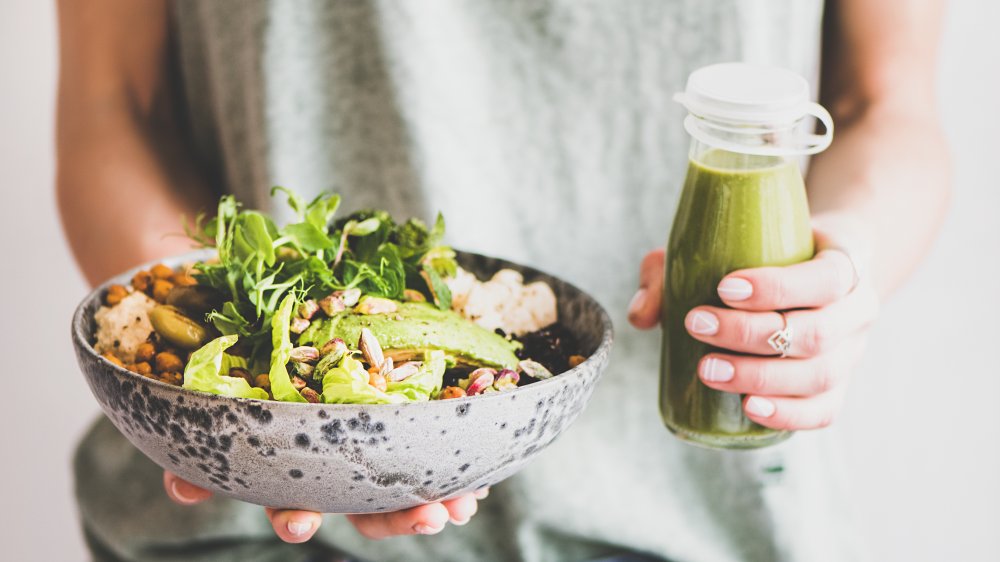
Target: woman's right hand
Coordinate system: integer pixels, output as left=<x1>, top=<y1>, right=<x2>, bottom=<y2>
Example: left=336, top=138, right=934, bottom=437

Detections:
left=164, top=471, right=488, bottom=543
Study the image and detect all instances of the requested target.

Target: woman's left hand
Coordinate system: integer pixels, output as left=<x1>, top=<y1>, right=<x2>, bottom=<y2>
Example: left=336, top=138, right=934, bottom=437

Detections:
left=628, top=228, right=880, bottom=430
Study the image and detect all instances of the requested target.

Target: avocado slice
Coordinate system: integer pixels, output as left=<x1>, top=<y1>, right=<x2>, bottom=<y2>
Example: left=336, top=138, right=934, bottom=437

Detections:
left=298, top=302, right=521, bottom=369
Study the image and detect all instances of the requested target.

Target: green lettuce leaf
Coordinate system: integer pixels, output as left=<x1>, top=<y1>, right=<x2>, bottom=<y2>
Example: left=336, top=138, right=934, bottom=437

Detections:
left=320, top=356, right=406, bottom=404
left=386, top=350, right=447, bottom=401
left=183, top=335, right=268, bottom=399
left=268, top=294, right=307, bottom=403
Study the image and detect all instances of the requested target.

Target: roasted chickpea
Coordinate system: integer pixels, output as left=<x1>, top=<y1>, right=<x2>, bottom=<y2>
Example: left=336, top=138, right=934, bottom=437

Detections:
left=151, top=264, right=174, bottom=280
left=229, top=367, right=253, bottom=384
left=160, top=372, right=183, bottom=386
left=155, top=351, right=184, bottom=373
left=170, top=272, right=198, bottom=287
left=368, top=370, right=387, bottom=392
left=439, top=386, right=467, bottom=400
left=568, top=355, right=587, bottom=368
left=131, top=270, right=153, bottom=292
left=101, top=352, right=124, bottom=367
left=152, top=279, right=175, bottom=303
left=135, top=342, right=156, bottom=363
left=134, top=362, right=153, bottom=376
left=105, top=284, right=129, bottom=306
left=254, top=374, right=271, bottom=388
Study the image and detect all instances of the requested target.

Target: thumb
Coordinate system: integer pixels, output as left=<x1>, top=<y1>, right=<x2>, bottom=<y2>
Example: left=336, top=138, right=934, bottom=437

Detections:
left=628, top=249, right=665, bottom=330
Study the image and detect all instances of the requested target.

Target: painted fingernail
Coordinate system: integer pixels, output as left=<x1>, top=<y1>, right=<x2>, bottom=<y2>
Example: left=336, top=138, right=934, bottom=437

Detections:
left=171, top=480, right=196, bottom=504
left=745, top=396, right=776, bottom=418
left=414, top=523, right=444, bottom=535
left=700, top=357, right=734, bottom=382
left=450, top=517, right=470, bottom=526
left=686, top=310, right=719, bottom=335
left=627, top=289, right=647, bottom=318
left=718, top=277, right=753, bottom=301
left=287, top=520, right=312, bottom=537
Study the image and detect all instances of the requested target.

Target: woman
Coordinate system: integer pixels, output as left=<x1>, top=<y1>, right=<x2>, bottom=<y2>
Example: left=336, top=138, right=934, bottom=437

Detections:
left=58, top=1, right=949, bottom=560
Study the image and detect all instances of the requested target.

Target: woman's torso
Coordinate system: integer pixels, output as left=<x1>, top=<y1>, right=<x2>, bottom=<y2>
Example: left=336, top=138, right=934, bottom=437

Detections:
left=77, top=2, right=865, bottom=561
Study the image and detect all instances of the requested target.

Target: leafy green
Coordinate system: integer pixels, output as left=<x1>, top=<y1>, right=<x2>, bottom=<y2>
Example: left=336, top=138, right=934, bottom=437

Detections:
left=386, top=350, right=446, bottom=401
left=319, top=356, right=404, bottom=404
left=268, top=295, right=307, bottom=403
left=319, top=352, right=446, bottom=404
left=184, top=187, right=463, bottom=403
left=182, top=335, right=268, bottom=400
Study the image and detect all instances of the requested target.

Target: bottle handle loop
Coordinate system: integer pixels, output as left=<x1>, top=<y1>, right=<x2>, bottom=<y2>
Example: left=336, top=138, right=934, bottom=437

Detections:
left=683, top=102, right=834, bottom=157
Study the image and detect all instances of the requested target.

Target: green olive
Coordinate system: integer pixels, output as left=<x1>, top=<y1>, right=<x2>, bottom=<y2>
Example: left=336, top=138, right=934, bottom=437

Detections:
left=165, top=285, right=222, bottom=317
left=150, top=305, right=210, bottom=350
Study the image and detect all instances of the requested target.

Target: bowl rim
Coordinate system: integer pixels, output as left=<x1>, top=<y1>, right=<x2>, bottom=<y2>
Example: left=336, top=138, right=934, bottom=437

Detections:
left=72, top=249, right=615, bottom=411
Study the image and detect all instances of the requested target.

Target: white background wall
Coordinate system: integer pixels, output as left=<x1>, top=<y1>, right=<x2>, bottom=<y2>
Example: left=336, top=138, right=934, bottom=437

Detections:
left=0, top=1, right=996, bottom=560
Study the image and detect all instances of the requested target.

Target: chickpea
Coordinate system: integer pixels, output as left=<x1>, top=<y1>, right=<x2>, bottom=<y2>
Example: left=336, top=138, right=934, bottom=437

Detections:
left=135, top=342, right=156, bottom=363
left=254, top=374, right=271, bottom=389
left=134, top=362, right=153, bottom=376
left=151, top=264, right=174, bottom=280
left=104, top=284, right=129, bottom=306
left=131, top=270, right=153, bottom=292
left=160, top=372, right=183, bottom=386
left=439, top=386, right=467, bottom=400
left=170, top=272, right=198, bottom=287
left=229, top=367, right=253, bottom=384
left=155, top=351, right=184, bottom=373
left=368, top=370, right=387, bottom=392
left=152, top=279, right=175, bottom=303
left=568, top=355, right=587, bottom=368
left=101, top=352, right=123, bottom=367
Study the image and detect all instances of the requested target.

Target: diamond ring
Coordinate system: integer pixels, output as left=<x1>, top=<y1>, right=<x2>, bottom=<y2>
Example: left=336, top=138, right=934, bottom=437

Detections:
left=767, top=312, right=793, bottom=357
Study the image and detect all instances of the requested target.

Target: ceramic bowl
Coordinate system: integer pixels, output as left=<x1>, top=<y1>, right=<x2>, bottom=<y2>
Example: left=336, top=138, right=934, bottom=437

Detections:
left=72, top=251, right=613, bottom=513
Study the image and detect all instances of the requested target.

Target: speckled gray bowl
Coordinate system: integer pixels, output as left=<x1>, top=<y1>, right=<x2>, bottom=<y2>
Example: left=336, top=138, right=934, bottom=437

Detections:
left=72, top=251, right=612, bottom=513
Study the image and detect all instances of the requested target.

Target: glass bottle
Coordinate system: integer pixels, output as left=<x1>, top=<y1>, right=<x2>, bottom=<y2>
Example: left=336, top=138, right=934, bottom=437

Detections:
left=659, top=63, right=834, bottom=449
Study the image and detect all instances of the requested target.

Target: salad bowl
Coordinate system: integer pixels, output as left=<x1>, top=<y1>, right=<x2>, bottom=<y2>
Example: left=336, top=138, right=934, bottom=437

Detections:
left=72, top=250, right=613, bottom=513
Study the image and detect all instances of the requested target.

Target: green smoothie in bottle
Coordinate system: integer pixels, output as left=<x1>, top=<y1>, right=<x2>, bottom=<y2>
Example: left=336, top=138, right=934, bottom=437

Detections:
left=660, top=63, right=834, bottom=449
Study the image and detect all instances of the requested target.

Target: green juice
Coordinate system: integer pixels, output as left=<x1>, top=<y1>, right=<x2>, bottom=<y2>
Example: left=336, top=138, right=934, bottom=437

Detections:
left=659, top=149, right=814, bottom=449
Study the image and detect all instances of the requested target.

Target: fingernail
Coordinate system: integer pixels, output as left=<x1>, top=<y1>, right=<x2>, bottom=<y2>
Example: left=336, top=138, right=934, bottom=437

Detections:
left=627, top=289, right=647, bottom=318
left=745, top=397, right=776, bottom=418
left=450, top=517, right=470, bottom=526
left=686, top=310, right=719, bottom=335
left=700, top=357, right=734, bottom=382
left=718, top=277, right=753, bottom=301
left=287, top=519, right=312, bottom=537
left=171, top=480, right=195, bottom=504
left=473, top=488, right=490, bottom=500
left=414, top=523, right=444, bottom=535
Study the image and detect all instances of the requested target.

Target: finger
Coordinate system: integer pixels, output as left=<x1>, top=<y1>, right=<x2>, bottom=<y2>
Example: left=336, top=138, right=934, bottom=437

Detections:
left=441, top=493, right=479, bottom=526
left=628, top=249, right=665, bottom=330
left=718, top=250, right=856, bottom=311
left=346, top=502, right=450, bottom=540
left=698, top=333, right=866, bottom=397
left=163, top=471, right=213, bottom=506
left=473, top=486, right=490, bottom=500
left=742, top=388, right=848, bottom=431
left=699, top=354, right=837, bottom=397
left=685, top=287, right=877, bottom=358
left=265, top=508, right=323, bottom=543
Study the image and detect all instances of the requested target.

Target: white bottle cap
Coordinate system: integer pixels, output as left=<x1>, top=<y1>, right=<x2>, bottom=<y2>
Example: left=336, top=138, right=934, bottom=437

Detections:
left=674, top=62, right=833, bottom=155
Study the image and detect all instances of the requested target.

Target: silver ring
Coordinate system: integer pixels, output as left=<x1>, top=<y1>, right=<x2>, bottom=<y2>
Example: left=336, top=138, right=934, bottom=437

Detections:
left=826, top=246, right=861, bottom=294
left=767, top=312, right=793, bottom=358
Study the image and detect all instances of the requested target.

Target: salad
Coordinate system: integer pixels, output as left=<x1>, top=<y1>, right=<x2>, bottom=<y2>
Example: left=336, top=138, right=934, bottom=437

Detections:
left=93, top=188, right=583, bottom=404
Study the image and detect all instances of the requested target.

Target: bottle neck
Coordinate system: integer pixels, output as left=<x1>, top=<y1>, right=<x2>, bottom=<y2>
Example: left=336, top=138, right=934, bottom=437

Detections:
left=688, top=139, right=793, bottom=171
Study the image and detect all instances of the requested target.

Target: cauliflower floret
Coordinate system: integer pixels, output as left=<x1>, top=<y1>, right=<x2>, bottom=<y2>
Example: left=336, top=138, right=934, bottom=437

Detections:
left=447, top=267, right=557, bottom=336
left=93, top=291, right=157, bottom=363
